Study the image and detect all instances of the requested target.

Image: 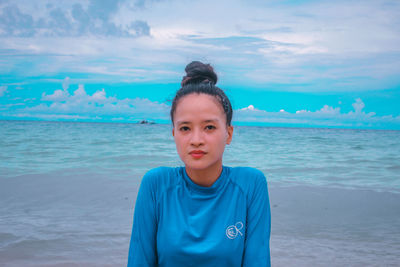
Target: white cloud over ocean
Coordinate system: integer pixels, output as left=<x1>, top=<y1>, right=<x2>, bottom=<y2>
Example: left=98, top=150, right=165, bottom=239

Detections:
left=3, top=83, right=170, bottom=122
left=2, top=84, right=399, bottom=129
left=235, top=98, right=400, bottom=129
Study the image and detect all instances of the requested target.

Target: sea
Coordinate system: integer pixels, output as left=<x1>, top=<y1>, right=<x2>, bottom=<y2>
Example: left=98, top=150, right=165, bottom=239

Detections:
left=1, top=120, right=399, bottom=266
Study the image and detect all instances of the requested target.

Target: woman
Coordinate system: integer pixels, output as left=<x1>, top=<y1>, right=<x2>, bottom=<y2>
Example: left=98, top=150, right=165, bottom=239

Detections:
left=128, top=61, right=271, bottom=266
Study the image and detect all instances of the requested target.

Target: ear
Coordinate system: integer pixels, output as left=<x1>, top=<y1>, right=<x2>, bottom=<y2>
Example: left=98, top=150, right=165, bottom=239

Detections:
left=226, top=125, right=233, bottom=145
left=172, top=127, right=175, bottom=137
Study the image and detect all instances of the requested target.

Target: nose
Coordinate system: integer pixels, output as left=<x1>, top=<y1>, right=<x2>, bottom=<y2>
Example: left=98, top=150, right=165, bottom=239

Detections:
left=190, top=128, right=204, bottom=147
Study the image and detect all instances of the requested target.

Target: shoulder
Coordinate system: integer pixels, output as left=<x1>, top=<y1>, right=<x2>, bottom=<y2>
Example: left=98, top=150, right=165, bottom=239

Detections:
left=140, top=166, right=182, bottom=191
left=228, top=166, right=266, bottom=184
left=143, top=166, right=175, bottom=178
left=227, top=166, right=268, bottom=196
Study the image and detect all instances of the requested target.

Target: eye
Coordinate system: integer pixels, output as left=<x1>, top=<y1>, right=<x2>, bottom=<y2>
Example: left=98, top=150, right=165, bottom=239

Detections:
left=179, top=126, right=190, bottom=131
left=205, top=125, right=216, bottom=130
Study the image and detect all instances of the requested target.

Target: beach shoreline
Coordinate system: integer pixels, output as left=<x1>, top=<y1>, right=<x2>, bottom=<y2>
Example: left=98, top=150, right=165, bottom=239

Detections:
left=269, top=183, right=400, bottom=266
left=1, top=173, right=399, bottom=266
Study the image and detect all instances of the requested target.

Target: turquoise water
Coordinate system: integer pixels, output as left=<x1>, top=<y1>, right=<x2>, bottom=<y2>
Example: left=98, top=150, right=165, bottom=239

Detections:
left=1, top=120, right=400, bottom=266
left=1, top=120, right=399, bottom=192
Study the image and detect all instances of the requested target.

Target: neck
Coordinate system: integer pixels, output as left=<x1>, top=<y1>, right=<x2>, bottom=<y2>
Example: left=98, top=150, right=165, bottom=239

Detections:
left=185, top=162, right=223, bottom=187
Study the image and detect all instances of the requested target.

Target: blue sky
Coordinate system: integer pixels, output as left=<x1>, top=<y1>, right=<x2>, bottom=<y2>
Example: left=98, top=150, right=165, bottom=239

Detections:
left=0, top=0, right=399, bottom=129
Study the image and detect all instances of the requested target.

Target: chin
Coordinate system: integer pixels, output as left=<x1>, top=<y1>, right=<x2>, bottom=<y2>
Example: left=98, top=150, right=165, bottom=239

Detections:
left=185, top=163, right=208, bottom=171
left=184, top=160, right=220, bottom=172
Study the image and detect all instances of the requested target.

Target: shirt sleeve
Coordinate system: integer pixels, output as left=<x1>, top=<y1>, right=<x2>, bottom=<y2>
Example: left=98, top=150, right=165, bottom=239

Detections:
left=127, top=170, right=159, bottom=267
left=242, top=171, right=271, bottom=267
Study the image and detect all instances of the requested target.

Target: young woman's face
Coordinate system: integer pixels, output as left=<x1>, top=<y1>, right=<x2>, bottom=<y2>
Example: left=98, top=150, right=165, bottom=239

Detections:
left=172, top=93, right=233, bottom=174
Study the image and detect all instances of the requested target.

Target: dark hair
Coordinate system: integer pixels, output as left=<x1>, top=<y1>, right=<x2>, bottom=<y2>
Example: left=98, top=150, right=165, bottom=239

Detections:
left=170, top=61, right=233, bottom=126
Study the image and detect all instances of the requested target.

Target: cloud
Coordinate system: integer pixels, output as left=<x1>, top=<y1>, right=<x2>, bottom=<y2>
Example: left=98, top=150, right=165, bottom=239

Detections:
left=0, top=1, right=150, bottom=37
left=0, top=0, right=399, bottom=96
left=86, top=0, right=121, bottom=21
left=234, top=98, right=399, bottom=129
left=42, top=89, right=70, bottom=102
left=2, top=81, right=399, bottom=129
left=9, top=113, right=91, bottom=120
left=240, top=104, right=255, bottom=111
left=92, top=88, right=106, bottom=101
left=0, top=4, right=35, bottom=36
left=316, top=105, right=341, bottom=116
left=10, top=84, right=170, bottom=121
left=62, top=77, right=70, bottom=91
left=0, top=85, right=7, bottom=96
left=352, top=98, right=365, bottom=114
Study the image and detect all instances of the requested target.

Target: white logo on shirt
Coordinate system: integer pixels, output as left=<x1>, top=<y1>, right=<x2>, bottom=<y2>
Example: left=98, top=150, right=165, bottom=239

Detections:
left=226, top=221, right=243, bottom=239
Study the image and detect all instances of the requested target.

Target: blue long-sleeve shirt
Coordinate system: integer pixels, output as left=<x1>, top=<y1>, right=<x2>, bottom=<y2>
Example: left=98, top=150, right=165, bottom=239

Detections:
left=128, top=166, right=271, bottom=267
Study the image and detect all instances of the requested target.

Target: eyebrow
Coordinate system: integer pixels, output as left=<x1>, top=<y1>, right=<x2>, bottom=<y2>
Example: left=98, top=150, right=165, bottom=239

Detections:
left=204, top=119, right=218, bottom=123
left=176, top=119, right=219, bottom=125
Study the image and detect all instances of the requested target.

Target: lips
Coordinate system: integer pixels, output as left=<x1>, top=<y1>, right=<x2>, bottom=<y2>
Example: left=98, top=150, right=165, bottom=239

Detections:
left=189, top=150, right=206, bottom=159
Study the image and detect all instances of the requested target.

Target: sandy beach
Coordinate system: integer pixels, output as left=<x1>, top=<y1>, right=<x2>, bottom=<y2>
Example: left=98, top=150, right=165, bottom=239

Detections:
left=269, top=183, right=400, bottom=266
left=1, top=172, right=399, bottom=266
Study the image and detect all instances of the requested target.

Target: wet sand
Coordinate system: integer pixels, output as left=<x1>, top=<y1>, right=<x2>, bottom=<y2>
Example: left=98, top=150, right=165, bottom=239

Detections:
left=1, top=174, right=399, bottom=266
left=269, top=183, right=400, bottom=266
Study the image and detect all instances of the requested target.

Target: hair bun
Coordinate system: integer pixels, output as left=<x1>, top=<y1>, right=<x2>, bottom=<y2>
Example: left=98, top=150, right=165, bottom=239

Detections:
left=181, top=61, right=218, bottom=86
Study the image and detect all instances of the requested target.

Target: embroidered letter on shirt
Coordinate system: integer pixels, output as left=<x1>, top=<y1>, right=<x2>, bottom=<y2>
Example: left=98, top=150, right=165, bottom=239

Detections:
left=226, top=221, right=243, bottom=239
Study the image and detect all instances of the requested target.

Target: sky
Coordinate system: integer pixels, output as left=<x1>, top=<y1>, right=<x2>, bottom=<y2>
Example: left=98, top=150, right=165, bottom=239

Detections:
left=0, top=0, right=399, bottom=129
